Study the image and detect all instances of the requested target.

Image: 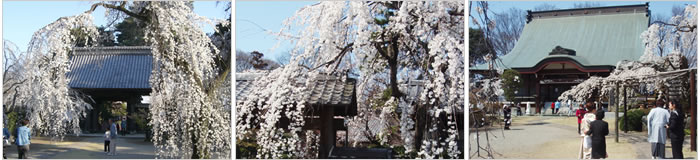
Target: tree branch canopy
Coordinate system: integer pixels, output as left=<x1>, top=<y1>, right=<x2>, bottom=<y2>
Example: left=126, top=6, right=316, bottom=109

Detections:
left=87, top=2, right=149, bottom=21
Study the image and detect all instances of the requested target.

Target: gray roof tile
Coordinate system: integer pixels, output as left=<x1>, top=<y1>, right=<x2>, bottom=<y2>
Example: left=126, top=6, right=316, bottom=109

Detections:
left=235, top=73, right=355, bottom=105
left=67, top=46, right=152, bottom=89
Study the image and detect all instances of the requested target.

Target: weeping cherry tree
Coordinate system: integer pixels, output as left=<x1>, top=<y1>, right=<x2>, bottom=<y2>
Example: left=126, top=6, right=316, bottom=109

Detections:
left=11, top=1, right=231, bottom=159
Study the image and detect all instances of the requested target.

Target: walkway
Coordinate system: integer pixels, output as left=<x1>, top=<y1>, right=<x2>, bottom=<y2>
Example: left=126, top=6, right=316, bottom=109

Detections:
left=4, top=135, right=155, bottom=159
left=469, top=115, right=696, bottom=159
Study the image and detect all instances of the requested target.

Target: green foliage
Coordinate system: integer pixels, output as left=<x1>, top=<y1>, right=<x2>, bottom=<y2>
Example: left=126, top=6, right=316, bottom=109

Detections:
left=5, top=111, right=20, bottom=135
left=128, top=108, right=150, bottom=132
left=115, top=17, right=148, bottom=46
left=236, top=135, right=259, bottom=159
left=367, top=143, right=416, bottom=158
left=469, top=28, right=492, bottom=66
left=71, top=26, right=117, bottom=47
left=97, top=101, right=127, bottom=125
left=111, top=102, right=128, bottom=117
left=619, top=109, right=645, bottom=132
left=374, top=18, right=389, bottom=26
left=371, top=88, right=395, bottom=110
left=500, top=69, right=522, bottom=102
left=392, top=145, right=417, bottom=158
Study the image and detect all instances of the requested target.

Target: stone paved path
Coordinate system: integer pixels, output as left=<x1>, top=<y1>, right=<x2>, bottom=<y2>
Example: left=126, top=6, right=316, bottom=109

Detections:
left=469, top=115, right=697, bottom=159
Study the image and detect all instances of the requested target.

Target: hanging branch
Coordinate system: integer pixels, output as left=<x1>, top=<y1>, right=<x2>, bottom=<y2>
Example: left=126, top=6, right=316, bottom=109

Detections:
left=652, top=21, right=697, bottom=32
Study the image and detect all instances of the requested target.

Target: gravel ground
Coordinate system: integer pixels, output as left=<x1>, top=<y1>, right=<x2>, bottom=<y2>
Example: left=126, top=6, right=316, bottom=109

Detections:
left=469, top=115, right=696, bottom=159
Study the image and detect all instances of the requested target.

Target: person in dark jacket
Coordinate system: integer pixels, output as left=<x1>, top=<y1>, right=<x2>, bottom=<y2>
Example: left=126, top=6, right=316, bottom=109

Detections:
left=587, top=110, right=608, bottom=159
left=503, top=104, right=511, bottom=130
left=667, top=100, right=684, bottom=159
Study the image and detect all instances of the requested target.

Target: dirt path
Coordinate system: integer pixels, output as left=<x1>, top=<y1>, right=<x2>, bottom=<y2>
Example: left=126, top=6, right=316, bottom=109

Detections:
left=4, top=136, right=155, bottom=159
left=469, top=115, right=696, bottom=159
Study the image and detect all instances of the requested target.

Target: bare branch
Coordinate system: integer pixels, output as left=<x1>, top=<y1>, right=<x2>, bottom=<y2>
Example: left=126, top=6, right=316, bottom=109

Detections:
left=652, top=21, right=697, bottom=32
left=86, top=2, right=148, bottom=21
left=310, top=43, right=354, bottom=72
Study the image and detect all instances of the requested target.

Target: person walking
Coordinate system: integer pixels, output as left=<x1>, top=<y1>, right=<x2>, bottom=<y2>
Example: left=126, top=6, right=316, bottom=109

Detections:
left=503, top=104, right=511, bottom=130
left=647, top=100, right=670, bottom=159
left=15, top=120, right=31, bottom=159
left=568, top=100, right=573, bottom=116
left=579, top=102, right=596, bottom=159
left=576, top=104, right=586, bottom=134
left=3, top=126, right=10, bottom=159
left=555, top=101, right=561, bottom=115
left=587, top=110, right=609, bottom=159
left=104, top=127, right=111, bottom=153
left=121, top=117, right=127, bottom=136
left=667, top=100, right=685, bottom=159
left=108, top=118, right=119, bottom=156
left=541, top=103, right=547, bottom=116
left=551, top=102, right=555, bottom=115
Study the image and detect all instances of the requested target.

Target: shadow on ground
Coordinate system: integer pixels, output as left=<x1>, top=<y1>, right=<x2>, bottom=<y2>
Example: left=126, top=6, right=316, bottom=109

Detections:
left=4, top=136, right=155, bottom=159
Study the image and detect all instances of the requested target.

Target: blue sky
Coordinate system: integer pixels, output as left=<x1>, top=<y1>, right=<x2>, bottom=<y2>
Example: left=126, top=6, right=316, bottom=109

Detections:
left=3, top=1, right=230, bottom=52
left=235, top=1, right=316, bottom=61
left=469, top=1, right=697, bottom=27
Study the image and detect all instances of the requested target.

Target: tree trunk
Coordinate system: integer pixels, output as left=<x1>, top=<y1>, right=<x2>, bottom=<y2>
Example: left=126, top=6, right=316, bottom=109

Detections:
left=191, top=133, right=200, bottom=159
left=388, top=37, right=402, bottom=98
left=389, top=60, right=401, bottom=98
left=414, top=105, right=427, bottom=152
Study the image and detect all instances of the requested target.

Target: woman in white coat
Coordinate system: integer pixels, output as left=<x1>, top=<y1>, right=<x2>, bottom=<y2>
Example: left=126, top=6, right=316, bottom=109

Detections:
left=579, top=102, right=596, bottom=159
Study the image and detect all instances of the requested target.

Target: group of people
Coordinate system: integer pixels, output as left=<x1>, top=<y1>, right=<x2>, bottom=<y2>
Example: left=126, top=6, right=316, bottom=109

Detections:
left=104, top=118, right=121, bottom=156
left=544, top=100, right=576, bottom=116
left=647, top=99, right=685, bottom=159
left=2, top=120, right=32, bottom=159
left=575, top=99, right=685, bottom=159
left=105, top=116, right=128, bottom=137
left=578, top=102, right=609, bottom=159
left=0, top=116, right=127, bottom=159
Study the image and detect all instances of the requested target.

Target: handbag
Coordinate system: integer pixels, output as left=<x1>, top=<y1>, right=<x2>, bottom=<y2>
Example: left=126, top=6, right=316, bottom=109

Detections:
left=3, top=139, right=11, bottom=146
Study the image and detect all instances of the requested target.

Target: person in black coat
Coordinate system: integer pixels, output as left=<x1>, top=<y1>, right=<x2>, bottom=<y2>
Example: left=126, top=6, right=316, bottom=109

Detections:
left=503, top=104, right=511, bottom=130
left=667, top=100, right=685, bottom=159
left=587, top=110, right=608, bottom=159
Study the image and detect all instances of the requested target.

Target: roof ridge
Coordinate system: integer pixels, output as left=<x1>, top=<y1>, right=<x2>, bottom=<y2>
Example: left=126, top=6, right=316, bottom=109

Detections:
left=527, top=3, right=649, bottom=22
left=73, top=46, right=152, bottom=55
left=74, top=46, right=151, bottom=50
left=235, top=72, right=351, bottom=81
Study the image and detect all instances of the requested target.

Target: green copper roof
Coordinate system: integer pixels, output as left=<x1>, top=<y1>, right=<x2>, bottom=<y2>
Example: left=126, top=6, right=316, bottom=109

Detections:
left=472, top=12, right=649, bottom=71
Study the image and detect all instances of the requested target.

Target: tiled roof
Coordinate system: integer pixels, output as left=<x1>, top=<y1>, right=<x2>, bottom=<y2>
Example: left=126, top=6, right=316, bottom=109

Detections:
left=235, top=73, right=355, bottom=105
left=472, top=5, right=648, bottom=70
left=67, top=46, right=152, bottom=89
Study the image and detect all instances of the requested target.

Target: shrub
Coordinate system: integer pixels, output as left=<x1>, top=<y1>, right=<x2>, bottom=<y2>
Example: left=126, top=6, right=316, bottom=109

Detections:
left=619, top=109, right=645, bottom=131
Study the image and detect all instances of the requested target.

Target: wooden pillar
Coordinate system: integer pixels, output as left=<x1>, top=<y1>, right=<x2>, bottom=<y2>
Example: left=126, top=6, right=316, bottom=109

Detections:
left=613, top=84, right=619, bottom=143
left=623, top=86, right=628, bottom=133
left=691, top=70, right=696, bottom=151
left=535, top=79, right=541, bottom=114
left=319, top=105, right=335, bottom=158
left=126, top=97, right=140, bottom=133
left=92, top=106, right=99, bottom=132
